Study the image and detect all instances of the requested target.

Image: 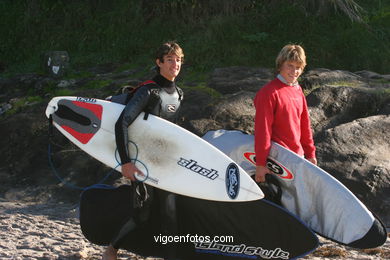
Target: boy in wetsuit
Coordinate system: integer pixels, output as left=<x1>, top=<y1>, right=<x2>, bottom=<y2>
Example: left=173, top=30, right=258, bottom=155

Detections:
left=103, top=41, right=184, bottom=260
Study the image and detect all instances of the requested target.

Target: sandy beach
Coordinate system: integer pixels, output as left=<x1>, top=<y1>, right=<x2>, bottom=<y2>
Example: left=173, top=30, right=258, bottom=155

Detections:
left=0, top=197, right=388, bottom=260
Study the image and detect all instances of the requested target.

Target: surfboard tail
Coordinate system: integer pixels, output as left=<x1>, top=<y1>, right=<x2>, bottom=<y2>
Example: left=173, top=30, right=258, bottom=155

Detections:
left=347, top=217, right=387, bottom=249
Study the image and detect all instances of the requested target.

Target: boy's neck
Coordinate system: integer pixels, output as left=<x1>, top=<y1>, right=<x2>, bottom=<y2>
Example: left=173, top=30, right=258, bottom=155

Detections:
left=277, top=74, right=299, bottom=87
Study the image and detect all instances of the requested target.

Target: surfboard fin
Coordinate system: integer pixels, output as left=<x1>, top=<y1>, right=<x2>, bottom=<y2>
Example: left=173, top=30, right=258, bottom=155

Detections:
left=143, top=112, right=149, bottom=120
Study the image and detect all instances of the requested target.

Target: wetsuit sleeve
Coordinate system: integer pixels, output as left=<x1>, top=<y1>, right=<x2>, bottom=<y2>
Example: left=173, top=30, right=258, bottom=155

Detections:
left=115, top=87, right=151, bottom=164
left=254, top=87, right=276, bottom=166
left=300, top=94, right=316, bottom=159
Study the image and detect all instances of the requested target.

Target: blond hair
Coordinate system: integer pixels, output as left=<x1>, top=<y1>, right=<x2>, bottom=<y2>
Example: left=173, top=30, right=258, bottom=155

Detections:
left=275, top=44, right=306, bottom=73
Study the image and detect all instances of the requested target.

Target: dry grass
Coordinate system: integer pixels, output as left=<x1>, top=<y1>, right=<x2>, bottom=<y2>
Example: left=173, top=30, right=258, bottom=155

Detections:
left=360, top=246, right=390, bottom=259
left=312, top=246, right=349, bottom=258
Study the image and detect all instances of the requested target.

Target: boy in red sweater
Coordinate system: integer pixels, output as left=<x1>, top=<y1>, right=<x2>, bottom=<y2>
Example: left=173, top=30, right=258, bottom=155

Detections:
left=254, top=44, right=317, bottom=183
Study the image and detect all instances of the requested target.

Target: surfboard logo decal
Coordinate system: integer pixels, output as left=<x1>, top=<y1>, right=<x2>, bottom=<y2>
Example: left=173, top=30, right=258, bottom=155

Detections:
left=226, top=163, right=240, bottom=199
left=195, top=241, right=289, bottom=259
left=243, top=152, right=294, bottom=180
left=177, top=158, right=219, bottom=180
left=243, top=152, right=256, bottom=165
left=267, top=158, right=294, bottom=180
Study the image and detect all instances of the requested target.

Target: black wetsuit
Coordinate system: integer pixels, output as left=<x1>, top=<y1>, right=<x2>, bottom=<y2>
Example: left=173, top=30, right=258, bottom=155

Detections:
left=112, top=74, right=183, bottom=258
left=115, top=74, right=183, bottom=163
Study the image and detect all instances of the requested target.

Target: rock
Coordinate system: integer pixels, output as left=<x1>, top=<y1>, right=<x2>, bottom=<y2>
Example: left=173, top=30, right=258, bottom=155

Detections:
left=57, top=79, right=77, bottom=88
left=0, top=103, right=12, bottom=115
left=316, top=115, right=390, bottom=226
left=355, top=70, right=390, bottom=81
left=178, top=87, right=216, bottom=133
left=188, top=91, right=255, bottom=136
left=0, top=104, right=54, bottom=187
left=208, top=66, right=273, bottom=94
left=300, top=68, right=365, bottom=91
left=355, top=70, right=384, bottom=80
left=0, top=78, right=14, bottom=100
left=187, top=118, right=221, bottom=136
left=354, top=70, right=390, bottom=88
left=307, top=85, right=389, bottom=134
left=43, top=51, right=70, bottom=78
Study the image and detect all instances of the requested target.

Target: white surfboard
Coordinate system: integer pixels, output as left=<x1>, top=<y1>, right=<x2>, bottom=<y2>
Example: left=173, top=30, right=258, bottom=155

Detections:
left=45, top=97, right=264, bottom=202
left=202, top=130, right=386, bottom=248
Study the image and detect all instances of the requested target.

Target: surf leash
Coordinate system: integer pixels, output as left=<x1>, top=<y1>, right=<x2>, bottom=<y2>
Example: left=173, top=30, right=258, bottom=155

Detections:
left=47, top=117, right=120, bottom=190
left=114, top=140, right=149, bottom=182
left=114, top=140, right=151, bottom=208
left=47, top=142, right=121, bottom=190
left=47, top=115, right=148, bottom=190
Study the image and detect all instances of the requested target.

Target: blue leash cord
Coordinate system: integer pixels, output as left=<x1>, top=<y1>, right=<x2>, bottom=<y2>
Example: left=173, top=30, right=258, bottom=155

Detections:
left=47, top=142, right=121, bottom=191
left=48, top=140, right=149, bottom=190
left=114, top=140, right=149, bottom=182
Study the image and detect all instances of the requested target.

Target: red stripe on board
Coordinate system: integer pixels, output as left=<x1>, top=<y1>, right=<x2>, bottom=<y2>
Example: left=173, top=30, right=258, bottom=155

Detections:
left=62, top=125, right=94, bottom=144
left=243, top=152, right=257, bottom=165
left=72, top=101, right=103, bottom=120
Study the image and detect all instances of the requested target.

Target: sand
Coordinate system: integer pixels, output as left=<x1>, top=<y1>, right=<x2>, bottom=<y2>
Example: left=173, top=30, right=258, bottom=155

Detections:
left=0, top=199, right=388, bottom=259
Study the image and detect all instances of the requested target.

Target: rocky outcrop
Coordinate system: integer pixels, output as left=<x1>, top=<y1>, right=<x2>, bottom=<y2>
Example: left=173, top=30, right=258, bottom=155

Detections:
left=207, top=66, right=273, bottom=94
left=187, top=91, right=256, bottom=136
left=300, top=68, right=365, bottom=91
left=315, top=115, right=390, bottom=225
left=0, top=66, right=389, bottom=226
left=307, top=85, right=389, bottom=135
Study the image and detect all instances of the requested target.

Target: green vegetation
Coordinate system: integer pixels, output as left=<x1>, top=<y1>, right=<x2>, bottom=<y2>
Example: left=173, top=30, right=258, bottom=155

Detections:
left=52, top=89, right=75, bottom=97
left=182, top=83, right=222, bottom=99
left=327, top=81, right=362, bottom=87
left=82, top=79, right=113, bottom=89
left=5, top=95, right=44, bottom=115
left=0, top=0, right=389, bottom=77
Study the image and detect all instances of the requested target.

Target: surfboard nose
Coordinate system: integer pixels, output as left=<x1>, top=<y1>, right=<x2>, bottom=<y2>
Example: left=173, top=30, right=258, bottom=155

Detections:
left=45, top=97, right=60, bottom=118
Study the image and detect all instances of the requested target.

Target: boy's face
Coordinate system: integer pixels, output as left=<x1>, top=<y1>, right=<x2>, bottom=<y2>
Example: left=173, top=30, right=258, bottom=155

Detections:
left=279, top=60, right=303, bottom=84
left=156, top=53, right=182, bottom=81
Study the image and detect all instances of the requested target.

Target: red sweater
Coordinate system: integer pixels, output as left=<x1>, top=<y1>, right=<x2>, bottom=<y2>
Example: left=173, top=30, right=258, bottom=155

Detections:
left=254, top=78, right=316, bottom=166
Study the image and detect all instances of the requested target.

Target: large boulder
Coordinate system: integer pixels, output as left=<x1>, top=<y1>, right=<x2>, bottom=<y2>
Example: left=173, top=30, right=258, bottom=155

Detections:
left=207, top=66, right=273, bottom=94
left=307, top=85, right=389, bottom=135
left=300, top=68, right=365, bottom=91
left=187, top=91, right=255, bottom=136
left=315, top=115, right=390, bottom=226
left=355, top=70, right=390, bottom=82
left=0, top=101, right=120, bottom=201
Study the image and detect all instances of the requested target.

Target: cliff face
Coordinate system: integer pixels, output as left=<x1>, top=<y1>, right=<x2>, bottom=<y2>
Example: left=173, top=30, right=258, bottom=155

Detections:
left=0, top=65, right=389, bottom=226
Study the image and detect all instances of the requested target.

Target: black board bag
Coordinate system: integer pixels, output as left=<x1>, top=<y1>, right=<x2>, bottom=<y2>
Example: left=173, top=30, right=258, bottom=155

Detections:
left=79, top=184, right=319, bottom=260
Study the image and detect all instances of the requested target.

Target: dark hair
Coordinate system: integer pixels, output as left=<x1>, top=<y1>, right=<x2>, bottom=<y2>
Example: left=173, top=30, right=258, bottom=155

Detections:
left=155, top=41, right=184, bottom=64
